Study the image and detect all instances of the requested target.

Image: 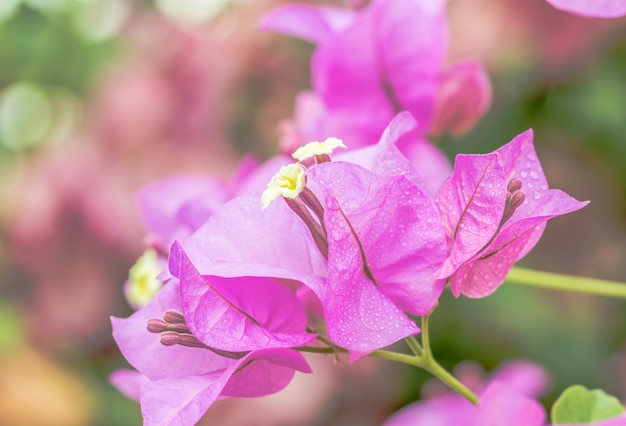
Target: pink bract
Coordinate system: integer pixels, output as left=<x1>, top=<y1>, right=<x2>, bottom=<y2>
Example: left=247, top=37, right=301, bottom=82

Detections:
left=436, top=130, right=588, bottom=298
left=172, top=242, right=316, bottom=352
left=545, top=0, right=626, bottom=18
left=308, top=160, right=447, bottom=355
left=111, top=280, right=311, bottom=426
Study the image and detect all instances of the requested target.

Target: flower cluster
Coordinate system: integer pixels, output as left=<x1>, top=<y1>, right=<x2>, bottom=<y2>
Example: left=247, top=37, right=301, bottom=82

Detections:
left=112, top=111, right=586, bottom=423
left=108, top=0, right=625, bottom=425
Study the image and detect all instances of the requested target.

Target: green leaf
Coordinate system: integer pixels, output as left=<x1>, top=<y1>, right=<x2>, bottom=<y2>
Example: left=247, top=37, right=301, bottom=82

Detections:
left=551, top=385, right=625, bottom=424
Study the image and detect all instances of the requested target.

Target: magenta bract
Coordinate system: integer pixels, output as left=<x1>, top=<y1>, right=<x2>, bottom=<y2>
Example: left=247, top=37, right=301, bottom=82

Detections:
left=436, top=130, right=588, bottom=297
left=308, top=159, right=447, bottom=355
left=111, top=279, right=311, bottom=426
left=172, top=241, right=316, bottom=352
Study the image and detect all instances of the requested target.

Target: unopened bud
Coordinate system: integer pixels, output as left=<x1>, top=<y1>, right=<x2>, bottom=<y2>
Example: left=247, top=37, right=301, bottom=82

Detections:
left=160, top=331, right=207, bottom=349
left=507, top=178, right=522, bottom=194
left=146, top=318, right=169, bottom=334
left=162, top=309, right=186, bottom=325
left=501, top=191, right=526, bottom=225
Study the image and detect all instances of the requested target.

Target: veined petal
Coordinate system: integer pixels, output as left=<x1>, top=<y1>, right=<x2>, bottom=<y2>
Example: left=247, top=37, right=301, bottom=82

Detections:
left=221, top=348, right=312, bottom=397
left=451, top=189, right=588, bottom=298
left=436, top=152, right=507, bottom=278
left=173, top=195, right=327, bottom=281
left=309, top=161, right=448, bottom=353
left=174, top=242, right=315, bottom=352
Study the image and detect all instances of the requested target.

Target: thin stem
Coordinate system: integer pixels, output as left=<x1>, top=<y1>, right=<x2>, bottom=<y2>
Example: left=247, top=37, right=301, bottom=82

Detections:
left=420, top=308, right=479, bottom=404
left=405, top=335, right=424, bottom=357
left=507, top=267, right=626, bottom=298
left=370, top=349, right=426, bottom=367
left=422, top=358, right=479, bottom=405
left=295, top=346, right=343, bottom=354
left=421, top=313, right=432, bottom=359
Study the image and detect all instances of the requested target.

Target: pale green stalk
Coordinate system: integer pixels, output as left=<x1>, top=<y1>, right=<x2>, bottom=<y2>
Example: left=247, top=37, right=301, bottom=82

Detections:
left=507, top=267, right=626, bottom=298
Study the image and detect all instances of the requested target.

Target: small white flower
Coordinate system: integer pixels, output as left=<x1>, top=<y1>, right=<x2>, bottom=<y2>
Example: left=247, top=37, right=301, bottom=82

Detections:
left=262, top=163, right=307, bottom=209
left=125, top=249, right=163, bottom=309
left=292, top=137, right=347, bottom=162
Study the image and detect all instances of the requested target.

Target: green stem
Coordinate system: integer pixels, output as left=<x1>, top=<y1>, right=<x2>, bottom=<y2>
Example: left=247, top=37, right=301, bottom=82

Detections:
left=421, top=312, right=432, bottom=359
left=507, top=267, right=626, bottom=298
left=419, top=311, right=479, bottom=405
left=405, top=335, right=423, bottom=357
left=422, top=358, right=479, bottom=405
left=370, top=349, right=425, bottom=366
left=295, top=346, right=342, bottom=354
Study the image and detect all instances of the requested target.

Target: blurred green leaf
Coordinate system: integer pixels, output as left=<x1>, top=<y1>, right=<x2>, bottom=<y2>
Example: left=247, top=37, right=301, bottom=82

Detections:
left=551, top=385, right=625, bottom=423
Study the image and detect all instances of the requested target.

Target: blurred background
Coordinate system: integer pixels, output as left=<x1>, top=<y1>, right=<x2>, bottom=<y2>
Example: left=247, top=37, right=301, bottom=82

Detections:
left=0, top=0, right=624, bottom=424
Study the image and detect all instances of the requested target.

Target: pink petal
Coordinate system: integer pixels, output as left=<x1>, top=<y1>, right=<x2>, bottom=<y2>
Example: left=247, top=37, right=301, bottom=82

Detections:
left=493, top=130, right=549, bottom=221
left=452, top=189, right=588, bottom=298
left=372, top=0, right=449, bottom=129
left=111, top=281, right=231, bottom=381
left=140, top=348, right=310, bottom=426
left=396, top=133, right=452, bottom=197
left=310, top=161, right=449, bottom=352
left=311, top=4, right=396, bottom=124
left=488, top=361, right=550, bottom=399
left=436, top=153, right=507, bottom=278
left=141, top=371, right=227, bottom=426
left=384, top=393, right=475, bottom=426
left=336, top=111, right=424, bottom=183
left=260, top=4, right=355, bottom=44
left=449, top=225, right=535, bottom=298
left=221, top=348, right=312, bottom=397
left=137, top=175, right=230, bottom=246
left=173, top=195, right=327, bottom=281
left=110, top=369, right=149, bottom=401
left=545, top=0, right=626, bottom=18
left=175, top=242, right=315, bottom=351
left=430, top=59, right=492, bottom=136
left=476, top=382, right=546, bottom=426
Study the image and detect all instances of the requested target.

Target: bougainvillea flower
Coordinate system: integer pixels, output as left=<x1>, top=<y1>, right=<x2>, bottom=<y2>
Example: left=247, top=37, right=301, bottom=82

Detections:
left=172, top=192, right=328, bottom=343
left=170, top=241, right=316, bottom=352
left=436, top=130, right=588, bottom=298
left=262, top=0, right=449, bottom=147
left=384, top=361, right=549, bottom=426
left=263, top=0, right=491, bottom=167
left=174, top=114, right=448, bottom=356
left=111, top=280, right=311, bottom=426
left=545, top=0, right=626, bottom=18
left=307, top=160, right=448, bottom=355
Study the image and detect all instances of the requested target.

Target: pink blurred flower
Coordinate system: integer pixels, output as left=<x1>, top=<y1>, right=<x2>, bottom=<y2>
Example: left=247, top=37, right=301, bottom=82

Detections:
left=545, top=0, right=626, bottom=18
left=263, top=0, right=491, bottom=150
left=384, top=361, right=549, bottom=426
